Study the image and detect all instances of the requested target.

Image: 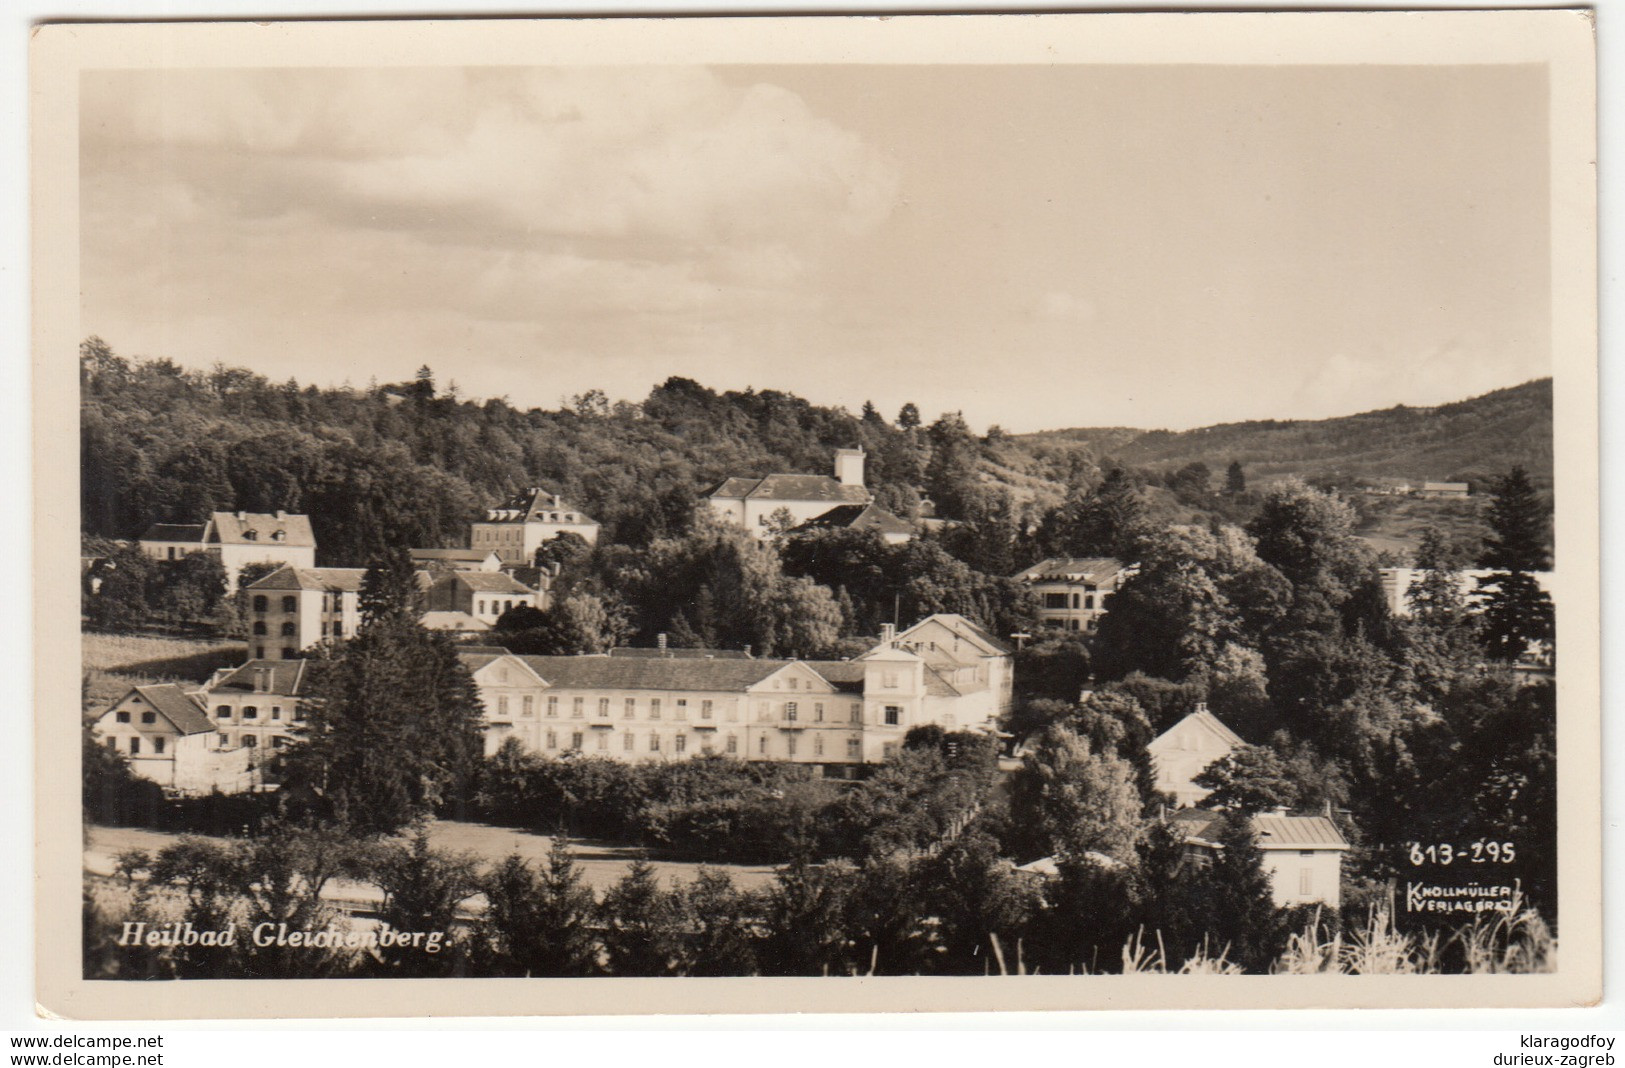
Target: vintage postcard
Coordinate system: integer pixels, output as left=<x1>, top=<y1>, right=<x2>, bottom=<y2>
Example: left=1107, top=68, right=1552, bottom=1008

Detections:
left=32, top=12, right=1598, bottom=1019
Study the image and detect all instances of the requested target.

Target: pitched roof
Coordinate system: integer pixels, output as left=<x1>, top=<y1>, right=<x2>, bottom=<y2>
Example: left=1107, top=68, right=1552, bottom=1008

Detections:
left=1169, top=809, right=1350, bottom=851
left=205, top=659, right=310, bottom=697
left=246, top=565, right=368, bottom=592
left=922, top=666, right=963, bottom=698
left=802, top=660, right=866, bottom=693
left=896, top=614, right=1014, bottom=657
left=795, top=503, right=913, bottom=538
left=451, top=571, right=539, bottom=594
left=459, top=645, right=512, bottom=656
left=1251, top=814, right=1351, bottom=850
left=120, top=684, right=213, bottom=735
left=421, top=611, right=491, bottom=632
left=140, top=523, right=209, bottom=543
left=609, top=647, right=755, bottom=660
left=708, top=474, right=870, bottom=505
left=1014, top=556, right=1128, bottom=583
left=510, top=655, right=795, bottom=694
left=482, top=488, right=598, bottom=526
left=209, top=511, right=316, bottom=547
left=1151, top=707, right=1246, bottom=751
left=410, top=548, right=497, bottom=563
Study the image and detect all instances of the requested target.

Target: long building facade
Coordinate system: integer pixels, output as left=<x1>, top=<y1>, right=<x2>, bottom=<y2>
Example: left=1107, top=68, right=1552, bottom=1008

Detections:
left=462, top=614, right=1008, bottom=773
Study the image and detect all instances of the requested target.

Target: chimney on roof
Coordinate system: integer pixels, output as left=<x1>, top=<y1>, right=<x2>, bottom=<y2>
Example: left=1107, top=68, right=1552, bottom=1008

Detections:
left=880, top=622, right=896, bottom=646
left=1194, top=701, right=1209, bottom=715
left=834, top=448, right=866, bottom=488
left=275, top=510, right=286, bottom=520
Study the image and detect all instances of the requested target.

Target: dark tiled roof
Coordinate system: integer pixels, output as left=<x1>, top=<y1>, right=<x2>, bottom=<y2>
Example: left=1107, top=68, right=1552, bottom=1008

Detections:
left=126, top=684, right=213, bottom=735
left=210, top=512, right=316, bottom=547
left=247, top=566, right=368, bottom=592
left=512, top=655, right=792, bottom=693
left=140, top=523, right=209, bottom=543
left=923, top=666, right=963, bottom=698
left=796, top=503, right=913, bottom=537
left=410, top=548, right=495, bottom=563
left=453, top=571, right=540, bottom=595
left=1015, top=556, right=1128, bottom=583
left=483, top=488, right=598, bottom=526
left=609, top=647, right=754, bottom=660
left=709, top=474, right=869, bottom=504
left=802, top=660, right=866, bottom=693
left=206, top=659, right=310, bottom=697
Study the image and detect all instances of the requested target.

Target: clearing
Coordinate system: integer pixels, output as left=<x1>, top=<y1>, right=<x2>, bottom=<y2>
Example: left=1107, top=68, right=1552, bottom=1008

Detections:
left=85, top=819, right=780, bottom=895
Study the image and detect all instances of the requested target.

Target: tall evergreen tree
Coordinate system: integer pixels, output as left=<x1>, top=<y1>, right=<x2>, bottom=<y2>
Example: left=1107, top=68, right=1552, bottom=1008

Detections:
left=1225, top=460, right=1247, bottom=494
left=283, top=558, right=485, bottom=834
left=1475, top=468, right=1555, bottom=662
left=1478, top=466, right=1551, bottom=571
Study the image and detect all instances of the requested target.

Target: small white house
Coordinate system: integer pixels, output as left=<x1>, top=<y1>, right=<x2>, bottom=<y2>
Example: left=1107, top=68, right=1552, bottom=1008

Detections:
left=1171, top=808, right=1352, bottom=909
left=1148, top=704, right=1245, bottom=808
left=95, top=684, right=255, bottom=795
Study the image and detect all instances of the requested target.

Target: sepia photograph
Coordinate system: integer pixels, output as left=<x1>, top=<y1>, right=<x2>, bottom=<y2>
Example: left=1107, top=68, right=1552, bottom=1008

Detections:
left=31, top=12, right=1599, bottom=1018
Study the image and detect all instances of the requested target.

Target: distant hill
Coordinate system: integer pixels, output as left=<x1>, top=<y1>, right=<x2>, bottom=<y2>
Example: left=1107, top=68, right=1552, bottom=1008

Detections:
left=1018, top=378, right=1552, bottom=493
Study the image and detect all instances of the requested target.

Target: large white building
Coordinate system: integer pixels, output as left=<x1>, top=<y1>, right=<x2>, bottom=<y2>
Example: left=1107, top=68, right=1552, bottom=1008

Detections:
left=706, top=449, right=873, bottom=536
left=138, top=511, right=317, bottom=589
left=470, top=488, right=600, bottom=564
left=462, top=613, right=1010, bottom=773
left=1013, top=557, right=1133, bottom=633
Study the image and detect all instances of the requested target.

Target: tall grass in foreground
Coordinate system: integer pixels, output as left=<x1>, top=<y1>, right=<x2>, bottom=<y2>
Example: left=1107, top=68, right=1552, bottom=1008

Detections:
left=1272, top=897, right=1554, bottom=975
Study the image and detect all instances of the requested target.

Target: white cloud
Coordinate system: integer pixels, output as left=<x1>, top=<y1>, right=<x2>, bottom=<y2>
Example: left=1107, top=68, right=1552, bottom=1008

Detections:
left=80, top=66, right=902, bottom=382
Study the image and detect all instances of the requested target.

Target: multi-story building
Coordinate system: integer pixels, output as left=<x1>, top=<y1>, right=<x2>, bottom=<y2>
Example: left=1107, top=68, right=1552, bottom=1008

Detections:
left=138, top=511, right=317, bottom=588
left=706, top=449, right=873, bottom=536
left=461, top=614, right=1008, bottom=773
left=890, top=614, right=1016, bottom=721
left=93, top=684, right=254, bottom=794
left=244, top=566, right=365, bottom=659
left=422, top=569, right=545, bottom=626
left=1013, top=556, right=1133, bottom=633
left=470, top=488, right=600, bottom=564
left=197, top=659, right=310, bottom=755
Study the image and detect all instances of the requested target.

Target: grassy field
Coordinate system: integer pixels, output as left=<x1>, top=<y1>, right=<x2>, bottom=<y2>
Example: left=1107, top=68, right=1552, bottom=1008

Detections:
left=81, top=633, right=246, bottom=716
left=85, top=820, right=780, bottom=895
left=1352, top=495, right=1490, bottom=563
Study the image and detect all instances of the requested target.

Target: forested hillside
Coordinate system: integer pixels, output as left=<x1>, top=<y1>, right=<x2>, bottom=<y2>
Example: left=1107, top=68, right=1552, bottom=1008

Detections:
left=1019, top=378, right=1554, bottom=493
left=79, top=337, right=1551, bottom=570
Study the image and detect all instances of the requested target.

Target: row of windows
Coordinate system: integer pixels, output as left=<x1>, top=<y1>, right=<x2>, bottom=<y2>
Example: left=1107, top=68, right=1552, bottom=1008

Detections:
left=107, top=735, right=165, bottom=754
left=490, top=694, right=906, bottom=728
left=252, top=646, right=302, bottom=660
left=531, top=729, right=867, bottom=759
left=214, top=704, right=304, bottom=722
left=253, top=596, right=302, bottom=613
left=1042, top=592, right=1100, bottom=610
left=114, top=710, right=157, bottom=725
left=476, top=599, right=526, bottom=616
left=218, top=732, right=289, bottom=749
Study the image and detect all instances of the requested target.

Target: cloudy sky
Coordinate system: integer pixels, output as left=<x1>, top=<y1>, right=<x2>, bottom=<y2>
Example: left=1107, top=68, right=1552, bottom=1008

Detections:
left=80, top=63, right=1550, bottom=432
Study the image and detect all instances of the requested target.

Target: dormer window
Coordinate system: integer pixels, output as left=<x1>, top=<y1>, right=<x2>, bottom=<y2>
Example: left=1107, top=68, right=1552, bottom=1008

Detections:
left=271, top=530, right=286, bottom=542
left=243, top=530, right=258, bottom=541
